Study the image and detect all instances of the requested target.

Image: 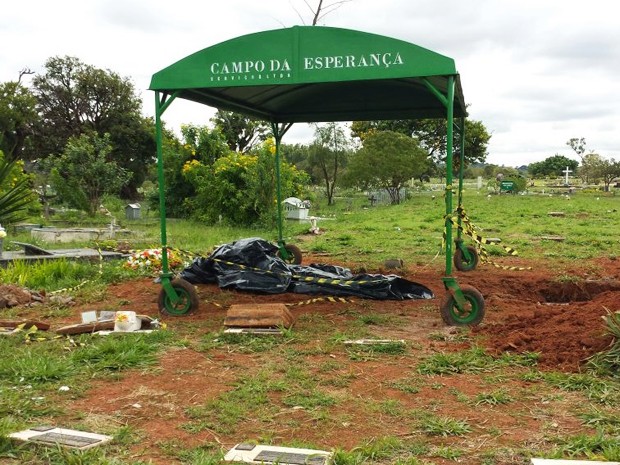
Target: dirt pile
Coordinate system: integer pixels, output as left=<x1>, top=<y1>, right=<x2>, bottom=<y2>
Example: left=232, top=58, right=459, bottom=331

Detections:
left=474, top=278, right=619, bottom=371
left=0, top=284, right=44, bottom=309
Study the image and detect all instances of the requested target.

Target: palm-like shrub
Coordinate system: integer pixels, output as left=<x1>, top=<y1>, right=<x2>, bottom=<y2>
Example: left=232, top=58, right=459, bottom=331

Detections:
left=0, top=152, right=36, bottom=224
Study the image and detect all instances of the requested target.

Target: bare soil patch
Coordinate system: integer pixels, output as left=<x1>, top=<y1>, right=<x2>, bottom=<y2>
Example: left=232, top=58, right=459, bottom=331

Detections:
left=6, top=254, right=619, bottom=464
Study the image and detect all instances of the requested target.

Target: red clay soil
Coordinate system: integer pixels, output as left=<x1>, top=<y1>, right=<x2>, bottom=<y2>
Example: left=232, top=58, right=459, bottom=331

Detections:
left=8, top=254, right=620, bottom=464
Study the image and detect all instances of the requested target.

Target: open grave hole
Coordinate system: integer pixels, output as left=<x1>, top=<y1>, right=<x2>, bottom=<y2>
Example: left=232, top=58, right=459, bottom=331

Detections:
left=537, top=279, right=620, bottom=303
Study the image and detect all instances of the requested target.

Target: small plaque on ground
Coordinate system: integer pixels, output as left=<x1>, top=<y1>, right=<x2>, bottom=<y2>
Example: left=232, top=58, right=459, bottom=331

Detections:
left=224, top=444, right=331, bottom=464
left=531, top=459, right=620, bottom=465
left=30, top=432, right=102, bottom=448
left=9, top=427, right=112, bottom=450
left=224, top=327, right=283, bottom=335
left=255, top=450, right=329, bottom=465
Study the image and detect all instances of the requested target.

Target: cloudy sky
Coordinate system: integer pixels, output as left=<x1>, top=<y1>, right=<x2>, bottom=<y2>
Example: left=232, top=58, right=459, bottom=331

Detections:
left=1, top=0, right=618, bottom=166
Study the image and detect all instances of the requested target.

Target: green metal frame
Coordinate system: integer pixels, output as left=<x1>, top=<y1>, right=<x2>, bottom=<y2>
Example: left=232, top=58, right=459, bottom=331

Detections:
left=149, top=25, right=479, bottom=315
left=454, top=116, right=475, bottom=265
left=271, top=122, right=294, bottom=258
left=155, top=90, right=183, bottom=302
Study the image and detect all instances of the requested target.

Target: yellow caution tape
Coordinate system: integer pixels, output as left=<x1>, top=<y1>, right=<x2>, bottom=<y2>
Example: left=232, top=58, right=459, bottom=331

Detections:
left=444, top=207, right=531, bottom=271
left=285, top=296, right=355, bottom=307
left=49, top=246, right=105, bottom=296
left=210, top=258, right=384, bottom=287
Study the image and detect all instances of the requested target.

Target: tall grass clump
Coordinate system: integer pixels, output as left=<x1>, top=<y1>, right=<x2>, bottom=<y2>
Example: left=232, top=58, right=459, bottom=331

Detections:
left=0, top=259, right=96, bottom=291
left=587, top=311, right=620, bottom=378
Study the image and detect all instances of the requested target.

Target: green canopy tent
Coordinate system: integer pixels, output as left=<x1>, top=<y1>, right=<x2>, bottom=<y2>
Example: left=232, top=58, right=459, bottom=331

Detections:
left=149, top=25, right=484, bottom=325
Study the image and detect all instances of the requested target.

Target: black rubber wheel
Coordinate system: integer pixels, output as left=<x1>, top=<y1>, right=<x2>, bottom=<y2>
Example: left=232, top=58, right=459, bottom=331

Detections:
left=277, top=243, right=303, bottom=265
left=158, top=278, right=199, bottom=316
left=440, top=284, right=485, bottom=326
left=454, top=245, right=479, bottom=272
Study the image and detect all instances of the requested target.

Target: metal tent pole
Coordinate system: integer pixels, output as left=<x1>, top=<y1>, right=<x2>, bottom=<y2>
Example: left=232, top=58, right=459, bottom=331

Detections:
left=271, top=123, right=293, bottom=248
left=443, top=76, right=455, bottom=277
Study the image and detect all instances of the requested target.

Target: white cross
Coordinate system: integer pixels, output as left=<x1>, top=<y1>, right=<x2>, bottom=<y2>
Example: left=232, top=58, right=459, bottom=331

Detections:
left=562, top=166, right=573, bottom=185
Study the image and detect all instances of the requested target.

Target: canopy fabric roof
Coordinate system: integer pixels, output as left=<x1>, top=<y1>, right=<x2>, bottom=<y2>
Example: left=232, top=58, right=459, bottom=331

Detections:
left=149, top=25, right=467, bottom=123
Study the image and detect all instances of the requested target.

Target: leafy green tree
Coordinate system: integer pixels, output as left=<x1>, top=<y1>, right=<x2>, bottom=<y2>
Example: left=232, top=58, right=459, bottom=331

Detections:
left=579, top=154, right=620, bottom=190
left=0, top=81, right=39, bottom=161
left=533, top=155, right=578, bottom=179
left=108, top=114, right=156, bottom=198
left=483, top=164, right=520, bottom=179
left=578, top=153, right=601, bottom=184
left=280, top=143, right=312, bottom=172
left=151, top=124, right=230, bottom=218
left=180, top=124, right=230, bottom=165
left=210, top=110, right=269, bottom=153
left=345, top=130, right=428, bottom=204
left=32, top=56, right=154, bottom=197
left=0, top=150, right=38, bottom=224
left=350, top=118, right=490, bottom=173
left=308, top=122, right=350, bottom=205
left=596, top=158, right=620, bottom=191
left=182, top=138, right=309, bottom=226
left=49, top=133, right=130, bottom=215
left=150, top=128, right=195, bottom=218
left=528, top=155, right=578, bottom=178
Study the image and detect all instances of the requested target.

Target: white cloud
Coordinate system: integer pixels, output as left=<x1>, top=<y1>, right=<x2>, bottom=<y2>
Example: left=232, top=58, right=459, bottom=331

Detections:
left=1, top=0, right=618, bottom=166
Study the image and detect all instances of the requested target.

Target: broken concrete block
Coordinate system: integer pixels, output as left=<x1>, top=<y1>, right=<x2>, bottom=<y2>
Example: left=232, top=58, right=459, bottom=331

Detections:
left=224, top=303, right=295, bottom=329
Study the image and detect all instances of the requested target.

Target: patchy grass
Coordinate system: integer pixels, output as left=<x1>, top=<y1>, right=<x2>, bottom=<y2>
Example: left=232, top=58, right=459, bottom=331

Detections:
left=2, top=189, right=620, bottom=463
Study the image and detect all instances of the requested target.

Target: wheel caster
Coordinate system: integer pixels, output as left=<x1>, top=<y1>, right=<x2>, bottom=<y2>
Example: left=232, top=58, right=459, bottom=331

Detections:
left=454, top=245, right=479, bottom=271
left=277, top=243, right=302, bottom=265
left=440, top=284, right=485, bottom=326
left=158, top=278, right=199, bottom=316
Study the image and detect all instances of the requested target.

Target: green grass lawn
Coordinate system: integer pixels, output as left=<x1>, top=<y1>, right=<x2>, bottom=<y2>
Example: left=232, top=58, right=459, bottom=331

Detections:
left=1, top=187, right=620, bottom=464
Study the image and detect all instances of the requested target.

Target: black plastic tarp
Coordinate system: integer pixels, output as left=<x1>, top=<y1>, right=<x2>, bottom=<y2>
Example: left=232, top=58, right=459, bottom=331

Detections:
left=180, top=237, right=433, bottom=300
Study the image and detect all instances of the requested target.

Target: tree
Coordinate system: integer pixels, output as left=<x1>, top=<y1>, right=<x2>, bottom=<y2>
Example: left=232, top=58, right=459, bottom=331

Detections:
left=528, top=155, right=578, bottom=178
left=578, top=152, right=601, bottom=184
left=292, top=0, right=352, bottom=25
left=350, top=118, right=490, bottom=174
left=567, top=137, right=587, bottom=160
left=596, top=158, right=620, bottom=191
left=181, top=138, right=309, bottom=226
left=280, top=143, right=312, bottom=172
left=0, top=80, right=39, bottom=161
left=308, top=122, right=349, bottom=205
left=579, top=154, right=620, bottom=191
left=49, top=132, right=130, bottom=215
left=210, top=110, right=269, bottom=153
left=180, top=124, right=230, bottom=166
left=31, top=56, right=154, bottom=197
left=345, top=130, right=428, bottom=204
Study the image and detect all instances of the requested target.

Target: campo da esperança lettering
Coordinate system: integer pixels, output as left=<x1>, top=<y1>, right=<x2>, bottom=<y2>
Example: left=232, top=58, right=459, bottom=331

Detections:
left=209, top=52, right=404, bottom=75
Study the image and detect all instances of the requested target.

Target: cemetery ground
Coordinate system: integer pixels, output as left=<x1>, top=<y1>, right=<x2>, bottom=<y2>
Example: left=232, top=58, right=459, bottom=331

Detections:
left=1, top=191, right=620, bottom=464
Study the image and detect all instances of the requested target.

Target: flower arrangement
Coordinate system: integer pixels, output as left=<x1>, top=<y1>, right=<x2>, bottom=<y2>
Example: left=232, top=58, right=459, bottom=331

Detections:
left=115, top=312, right=129, bottom=323
left=124, top=248, right=184, bottom=273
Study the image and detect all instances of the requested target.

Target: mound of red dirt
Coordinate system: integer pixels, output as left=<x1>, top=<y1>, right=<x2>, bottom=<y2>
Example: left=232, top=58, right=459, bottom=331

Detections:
left=469, top=264, right=620, bottom=371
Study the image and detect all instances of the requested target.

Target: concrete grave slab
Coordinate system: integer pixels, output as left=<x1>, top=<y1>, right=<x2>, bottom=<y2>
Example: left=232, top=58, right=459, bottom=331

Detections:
left=10, top=426, right=112, bottom=450
left=531, top=460, right=620, bottom=465
left=224, top=443, right=331, bottom=464
left=224, top=327, right=284, bottom=335
left=343, top=339, right=406, bottom=345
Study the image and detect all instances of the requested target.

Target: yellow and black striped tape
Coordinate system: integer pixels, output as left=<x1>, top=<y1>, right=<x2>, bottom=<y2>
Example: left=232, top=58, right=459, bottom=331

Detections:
left=444, top=208, right=531, bottom=271
left=209, top=257, right=384, bottom=287
left=285, top=296, right=355, bottom=307
left=49, top=246, right=105, bottom=296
